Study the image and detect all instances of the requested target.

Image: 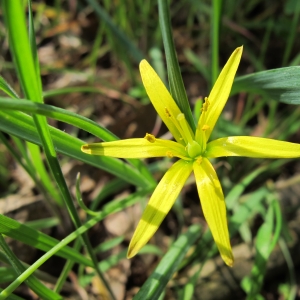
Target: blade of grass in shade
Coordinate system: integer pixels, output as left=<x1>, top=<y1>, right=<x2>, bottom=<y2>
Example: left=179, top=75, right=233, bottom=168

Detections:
left=0, top=268, right=17, bottom=284
left=86, top=0, right=144, bottom=62
left=76, top=173, right=99, bottom=216
left=27, top=0, right=42, bottom=94
left=0, top=76, right=19, bottom=98
left=0, top=132, right=63, bottom=220
left=3, top=0, right=103, bottom=256
left=184, top=49, right=210, bottom=82
left=149, top=48, right=168, bottom=85
left=231, top=67, right=300, bottom=104
left=25, top=218, right=59, bottom=230
left=54, top=238, right=82, bottom=293
left=0, top=188, right=151, bottom=298
left=0, top=214, right=93, bottom=267
left=90, top=178, right=128, bottom=210
left=211, top=0, right=222, bottom=85
left=278, top=238, right=297, bottom=300
left=26, top=142, right=63, bottom=206
left=0, top=288, right=24, bottom=300
left=43, top=86, right=140, bottom=108
left=0, top=188, right=150, bottom=266
left=0, top=110, right=151, bottom=188
left=242, top=199, right=282, bottom=298
left=282, top=0, right=300, bottom=66
left=27, top=0, right=63, bottom=206
left=134, top=225, right=201, bottom=300
left=0, top=97, right=154, bottom=186
left=0, top=235, right=62, bottom=300
left=181, top=265, right=202, bottom=300
left=158, top=0, right=196, bottom=132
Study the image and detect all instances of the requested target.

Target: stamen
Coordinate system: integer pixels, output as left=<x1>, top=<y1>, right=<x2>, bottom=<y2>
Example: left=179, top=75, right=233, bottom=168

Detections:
left=165, top=108, right=171, bottom=118
left=166, top=151, right=174, bottom=158
left=196, top=157, right=203, bottom=164
left=202, top=124, right=210, bottom=131
left=201, top=97, right=210, bottom=112
left=144, top=133, right=156, bottom=143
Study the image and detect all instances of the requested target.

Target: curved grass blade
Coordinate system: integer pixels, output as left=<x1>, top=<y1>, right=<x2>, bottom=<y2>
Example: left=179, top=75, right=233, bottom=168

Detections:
left=232, top=67, right=300, bottom=104
left=0, top=110, right=151, bottom=188
left=158, top=0, right=195, bottom=132
left=0, top=214, right=93, bottom=267
left=86, top=0, right=144, bottom=62
left=0, top=76, right=19, bottom=98
left=0, top=188, right=151, bottom=298
left=0, top=235, right=62, bottom=300
left=0, top=97, right=155, bottom=186
left=133, top=224, right=201, bottom=300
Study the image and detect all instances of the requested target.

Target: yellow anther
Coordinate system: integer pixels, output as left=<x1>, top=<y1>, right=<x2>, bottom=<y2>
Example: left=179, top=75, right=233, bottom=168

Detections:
left=201, top=97, right=210, bottom=112
left=166, top=151, right=174, bottom=158
left=144, top=133, right=156, bottom=143
left=165, top=108, right=171, bottom=117
left=196, top=157, right=203, bottom=164
left=202, top=124, right=210, bottom=131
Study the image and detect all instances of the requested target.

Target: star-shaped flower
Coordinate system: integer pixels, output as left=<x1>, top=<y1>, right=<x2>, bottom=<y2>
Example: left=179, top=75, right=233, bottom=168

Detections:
left=82, top=46, right=300, bottom=266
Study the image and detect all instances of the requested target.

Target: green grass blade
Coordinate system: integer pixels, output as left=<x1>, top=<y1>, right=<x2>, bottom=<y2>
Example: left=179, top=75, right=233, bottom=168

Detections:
left=86, top=0, right=144, bottom=62
left=211, top=0, right=222, bottom=85
left=242, top=198, right=282, bottom=299
left=0, top=76, right=19, bottom=98
left=133, top=224, right=201, bottom=300
left=0, top=214, right=93, bottom=267
left=282, top=0, right=300, bottom=66
left=26, top=142, right=63, bottom=206
left=184, top=49, right=210, bottom=82
left=0, top=235, right=62, bottom=300
left=0, top=97, right=118, bottom=141
left=232, top=67, right=300, bottom=104
left=0, top=188, right=151, bottom=297
left=0, top=97, right=154, bottom=186
left=0, top=288, right=24, bottom=300
left=158, top=0, right=196, bottom=132
left=0, top=110, right=150, bottom=188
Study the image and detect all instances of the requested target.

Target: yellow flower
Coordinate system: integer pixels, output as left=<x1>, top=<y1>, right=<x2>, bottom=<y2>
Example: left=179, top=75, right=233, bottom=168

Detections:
left=82, top=46, right=300, bottom=266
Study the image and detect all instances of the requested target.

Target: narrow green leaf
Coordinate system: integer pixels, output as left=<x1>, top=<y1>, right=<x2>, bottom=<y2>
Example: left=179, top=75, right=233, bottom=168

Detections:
left=86, top=0, right=144, bottom=62
left=211, top=0, right=222, bottom=85
left=133, top=224, right=201, bottom=300
left=0, top=235, right=62, bottom=300
left=0, top=214, right=93, bottom=267
left=232, top=67, right=300, bottom=104
left=0, top=97, right=155, bottom=186
left=0, top=189, right=151, bottom=297
left=0, top=76, right=19, bottom=98
left=158, top=0, right=196, bottom=132
left=0, top=110, right=150, bottom=188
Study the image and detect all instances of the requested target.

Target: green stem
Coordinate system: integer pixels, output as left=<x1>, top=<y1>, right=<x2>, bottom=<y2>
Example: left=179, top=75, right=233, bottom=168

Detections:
left=158, top=0, right=196, bottom=132
left=211, top=0, right=222, bottom=86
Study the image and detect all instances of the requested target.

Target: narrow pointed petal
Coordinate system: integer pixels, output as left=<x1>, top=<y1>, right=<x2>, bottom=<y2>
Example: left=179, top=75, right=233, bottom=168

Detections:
left=206, top=136, right=300, bottom=158
left=128, top=159, right=193, bottom=258
left=82, top=138, right=188, bottom=159
left=193, top=158, right=233, bottom=266
left=140, top=60, right=190, bottom=144
left=196, top=47, right=243, bottom=142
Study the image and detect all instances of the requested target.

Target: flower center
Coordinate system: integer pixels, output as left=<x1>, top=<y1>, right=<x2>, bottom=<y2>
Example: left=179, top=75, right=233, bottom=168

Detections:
left=176, top=113, right=202, bottom=158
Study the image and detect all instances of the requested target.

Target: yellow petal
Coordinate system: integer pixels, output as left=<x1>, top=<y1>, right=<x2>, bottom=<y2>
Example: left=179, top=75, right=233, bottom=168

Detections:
left=193, top=158, right=233, bottom=267
left=140, top=60, right=190, bottom=144
left=81, top=138, right=188, bottom=159
left=196, top=47, right=243, bottom=142
left=128, top=159, right=193, bottom=258
left=206, top=136, right=300, bottom=158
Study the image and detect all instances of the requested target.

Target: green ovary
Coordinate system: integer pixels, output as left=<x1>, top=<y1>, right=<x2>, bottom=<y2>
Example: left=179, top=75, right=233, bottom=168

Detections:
left=187, top=140, right=202, bottom=158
